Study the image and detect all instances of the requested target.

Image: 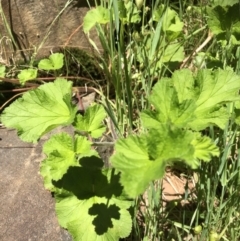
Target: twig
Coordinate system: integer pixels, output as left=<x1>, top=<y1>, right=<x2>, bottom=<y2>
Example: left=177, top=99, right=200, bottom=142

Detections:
left=0, top=87, right=35, bottom=93
left=180, top=30, right=213, bottom=69
left=64, top=23, right=83, bottom=47
left=0, top=77, right=39, bottom=87
left=0, top=146, right=35, bottom=148
left=0, top=76, right=98, bottom=91
left=0, top=92, right=24, bottom=110
left=92, top=142, right=115, bottom=146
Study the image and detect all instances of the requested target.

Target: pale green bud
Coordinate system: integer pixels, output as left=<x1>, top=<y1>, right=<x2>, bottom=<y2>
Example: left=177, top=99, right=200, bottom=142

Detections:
left=135, top=0, right=143, bottom=9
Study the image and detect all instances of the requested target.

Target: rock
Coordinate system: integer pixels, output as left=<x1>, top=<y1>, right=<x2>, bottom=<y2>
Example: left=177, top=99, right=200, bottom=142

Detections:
left=0, top=127, right=73, bottom=241
left=0, top=0, right=99, bottom=63
left=0, top=123, right=113, bottom=240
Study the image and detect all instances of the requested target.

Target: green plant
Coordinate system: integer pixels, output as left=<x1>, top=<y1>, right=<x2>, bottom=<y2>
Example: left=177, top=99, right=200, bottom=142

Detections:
left=2, top=0, right=240, bottom=240
left=83, top=0, right=187, bottom=135
left=2, top=61, right=240, bottom=240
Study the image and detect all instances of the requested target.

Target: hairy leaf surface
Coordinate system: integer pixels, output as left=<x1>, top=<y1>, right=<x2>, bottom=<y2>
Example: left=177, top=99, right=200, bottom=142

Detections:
left=73, top=104, right=106, bottom=138
left=17, top=68, right=38, bottom=84
left=207, top=4, right=240, bottom=44
left=83, top=6, right=110, bottom=33
left=191, top=133, right=219, bottom=162
left=40, top=133, right=97, bottom=190
left=142, top=69, right=240, bottom=131
left=38, top=53, right=64, bottom=70
left=188, top=69, right=240, bottom=130
left=1, top=78, right=77, bottom=142
left=141, top=76, right=196, bottom=128
left=111, top=126, right=198, bottom=198
left=54, top=167, right=132, bottom=241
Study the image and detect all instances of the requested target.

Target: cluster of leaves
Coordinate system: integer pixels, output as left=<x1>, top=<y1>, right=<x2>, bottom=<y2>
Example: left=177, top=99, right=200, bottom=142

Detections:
left=84, top=1, right=184, bottom=77
left=40, top=96, right=133, bottom=241
left=82, top=0, right=240, bottom=73
left=191, top=0, right=240, bottom=70
left=17, top=53, right=64, bottom=84
left=2, top=65, right=240, bottom=240
left=111, top=68, right=240, bottom=198
left=2, top=1, right=240, bottom=241
left=1, top=78, right=133, bottom=240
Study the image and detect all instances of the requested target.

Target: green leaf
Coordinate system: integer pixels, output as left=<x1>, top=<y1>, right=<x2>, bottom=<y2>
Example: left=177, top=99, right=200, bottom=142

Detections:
left=212, top=0, right=239, bottom=6
left=73, top=104, right=107, bottom=138
left=40, top=133, right=97, bottom=190
left=56, top=195, right=132, bottom=241
left=17, top=68, right=38, bottom=84
left=54, top=167, right=132, bottom=240
left=83, top=6, right=110, bottom=33
left=188, top=69, right=240, bottom=130
left=0, top=64, right=6, bottom=77
left=153, top=5, right=184, bottom=40
left=172, top=69, right=196, bottom=102
left=149, top=39, right=184, bottom=64
left=1, top=78, right=77, bottom=142
left=162, top=42, right=184, bottom=63
left=38, top=53, right=64, bottom=70
left=111, top=126, right=196, bottom=198
left=191, top=133, right=220, bottom=162
left=142, top=69, right=240, bottom=131
left=119, top=1, right=141, bottom=24
left=141, top=77, right=196, bottom=128
left=207, top=4, right=240, bottom=43
left=207, top=6, right=228, bottom=36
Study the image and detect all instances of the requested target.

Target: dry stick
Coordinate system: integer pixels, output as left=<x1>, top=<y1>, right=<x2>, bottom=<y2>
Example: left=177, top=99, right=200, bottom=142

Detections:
left=0, top=76, right=98, bottom=91
left=33, top=0, right=74, bottom=58
left=0, top=77, right=39, bottom=87
left=0, top=86, right=97, bottom=111
left=64, top=23, right=83, bottom=47
left=75, top=88, right=85, bottom=111
left=0, top=76, right=98, bottom=111
left=180, top=31, right=213, bottom=69
left=34, top=76, right=100, bottom=87
left=0, top=87, right=35, bottom=93
left=0, top=76, right=98, bottom=96
left=1, top=44, right=103, bottom=56
left=0, top=92, right=24, bottom=110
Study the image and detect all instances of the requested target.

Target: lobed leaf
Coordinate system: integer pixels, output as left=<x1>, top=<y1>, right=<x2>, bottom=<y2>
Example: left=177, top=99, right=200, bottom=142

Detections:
left=1, top=78, right=77, bottom=143
left=83, top=6, right=110, bottom=33
left=110, top=126, right=198, bottom=198
left=153, top=5, right=184, bottom=41
left=188, top=69, right=240, bottom=130
left=40, top=133, right=98, bottom=190
left=142, top=69, right=240, bottom=131
left=17, top=68, right=38, bottom=84
left=54, top=167, right=132, bottom=241
left=56, top=195, right=132, bottom=241
left=191, top=133, right=220, bottom=162
left=73, top=104, right=107, bottom=138
left=38, top=53, right=64, bottom=70
left=207, top=4, right=240, bottom=43
left=141, top=76, right=196, bottom=128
